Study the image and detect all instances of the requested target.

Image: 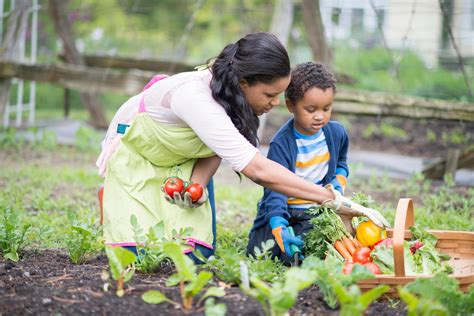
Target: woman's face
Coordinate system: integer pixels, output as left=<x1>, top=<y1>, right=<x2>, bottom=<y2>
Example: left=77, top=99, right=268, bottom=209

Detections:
left=239, top=76, right=291, bottom=116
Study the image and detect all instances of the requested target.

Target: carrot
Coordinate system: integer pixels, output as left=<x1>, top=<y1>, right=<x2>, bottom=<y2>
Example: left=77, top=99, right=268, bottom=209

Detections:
left=342, top=237, right=356, bottom=255
left=351, top=237, right=362, bottom=249
left=334, top=240, right=352, bottom=262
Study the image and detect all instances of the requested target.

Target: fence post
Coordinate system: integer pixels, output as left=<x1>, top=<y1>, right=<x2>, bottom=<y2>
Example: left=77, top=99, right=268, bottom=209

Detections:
left=444, top=148, right=460, bottom=180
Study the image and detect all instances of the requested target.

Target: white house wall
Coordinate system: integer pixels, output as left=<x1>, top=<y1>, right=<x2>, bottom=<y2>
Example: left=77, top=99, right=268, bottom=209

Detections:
left=319, top=0, right=472, bottom=67
left=448, top=0, right=474, bottom=61
left=385, top=0, right=443, bottom=67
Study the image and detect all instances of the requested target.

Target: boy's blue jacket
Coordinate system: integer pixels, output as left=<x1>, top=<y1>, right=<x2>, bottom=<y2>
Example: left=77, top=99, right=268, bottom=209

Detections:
left=250, top=118, right=349, bottom=232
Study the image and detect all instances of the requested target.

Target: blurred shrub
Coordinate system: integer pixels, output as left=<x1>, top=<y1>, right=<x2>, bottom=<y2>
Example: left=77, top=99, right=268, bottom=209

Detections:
left=335, top=46, right=473, bottom=102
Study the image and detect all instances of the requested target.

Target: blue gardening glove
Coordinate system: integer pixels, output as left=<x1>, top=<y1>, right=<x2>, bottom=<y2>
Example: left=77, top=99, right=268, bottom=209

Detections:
left=269, top=216, right=304, bottom=256
left=330, top=177, right=344, bottom=195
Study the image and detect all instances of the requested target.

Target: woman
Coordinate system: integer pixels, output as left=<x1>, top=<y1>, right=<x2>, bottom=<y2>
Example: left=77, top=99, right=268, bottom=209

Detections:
left=97, top=32, right=388, bottom=261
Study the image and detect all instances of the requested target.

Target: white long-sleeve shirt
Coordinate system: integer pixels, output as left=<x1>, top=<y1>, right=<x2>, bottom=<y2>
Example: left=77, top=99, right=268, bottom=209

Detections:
left=97, top=70, right=258, bottom=176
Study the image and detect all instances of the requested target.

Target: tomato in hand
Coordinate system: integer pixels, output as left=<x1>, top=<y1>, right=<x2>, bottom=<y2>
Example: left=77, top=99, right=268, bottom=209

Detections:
left=185, top=183, right=204, bottom=202
left=342, top=262, right=354, bottom=275
left=363, top=262, right=381, bottom=275
left=163, top=177, right=185, bottom=198
left=352, top=247, right=372, bottom=264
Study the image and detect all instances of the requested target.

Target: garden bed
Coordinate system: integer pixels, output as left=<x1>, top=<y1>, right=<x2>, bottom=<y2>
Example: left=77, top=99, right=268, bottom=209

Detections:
left=0, top=114, right=472, bottom=315
left=0, top=250, right=405, bottom=315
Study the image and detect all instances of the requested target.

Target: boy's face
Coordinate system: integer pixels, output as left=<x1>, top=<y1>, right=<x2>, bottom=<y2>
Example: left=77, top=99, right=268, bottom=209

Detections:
left=286, top=87, right=334, bottom=136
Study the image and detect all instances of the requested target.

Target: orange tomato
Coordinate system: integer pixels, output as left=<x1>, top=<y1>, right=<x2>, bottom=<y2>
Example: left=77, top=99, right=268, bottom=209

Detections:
left=356, top=220, right=387, bottom=247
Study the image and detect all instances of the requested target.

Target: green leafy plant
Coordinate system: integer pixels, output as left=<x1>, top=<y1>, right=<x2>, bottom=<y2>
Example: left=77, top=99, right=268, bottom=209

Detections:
left=0, top=128, right=24, bottom=150
left=426, top=129, right=437, bottom=142
left=0, top=208, right=30, bottom=261
left=398, top=287, right=448, bottom=316
left=379, top=122, right=408, bottom=140
left=302, top=256, right=376, bottom=309
left=241, top=266, right=318, bottom=316
left=204, top=297, right=227, bottom=316
left=403, top=273, right=474, bottom=316
left=329, top=280, right=389, bottom=316
left=304, top=207, right=350, bottom=259
left=205, top=239, right=283, bottom=285
left=65, top=217, right=103, bottom=264
left=142, top=242, right=225, bottom=312
left=104, top=246, right=136, bottom=297
left=441, top=128, right=470, bottom=145
left=130, top=215, right=168, bottom=273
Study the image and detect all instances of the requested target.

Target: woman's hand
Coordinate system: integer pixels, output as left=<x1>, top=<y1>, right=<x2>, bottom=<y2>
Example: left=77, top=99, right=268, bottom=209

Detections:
left=162, top=187, right=208, bottom=209
left=322, top=184, right=390, bottom=233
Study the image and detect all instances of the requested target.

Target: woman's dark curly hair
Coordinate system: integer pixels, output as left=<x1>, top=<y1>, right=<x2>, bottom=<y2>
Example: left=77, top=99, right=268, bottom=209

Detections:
left=209, top=32, right=290, bottom=146
left=285, top=62, right=336, bottom=104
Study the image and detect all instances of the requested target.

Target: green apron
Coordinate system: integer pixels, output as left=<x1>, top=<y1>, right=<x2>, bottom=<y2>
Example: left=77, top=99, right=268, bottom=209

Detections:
left=103, top=113, right=215, bottom=248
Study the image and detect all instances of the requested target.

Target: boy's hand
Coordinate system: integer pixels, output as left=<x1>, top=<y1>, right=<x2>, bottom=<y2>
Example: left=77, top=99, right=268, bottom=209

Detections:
left=322, top=184, right=390, bottom=233
left=269, top=216, right=304, bottom=256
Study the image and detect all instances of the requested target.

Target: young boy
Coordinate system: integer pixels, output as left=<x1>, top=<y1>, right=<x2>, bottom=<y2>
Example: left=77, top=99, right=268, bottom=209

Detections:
left=247, top=62, right=349, bottom=265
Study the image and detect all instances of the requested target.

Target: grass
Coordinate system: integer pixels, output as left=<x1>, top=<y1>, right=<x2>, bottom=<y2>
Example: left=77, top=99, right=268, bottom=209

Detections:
left=1, top=136, right=472, bottom=253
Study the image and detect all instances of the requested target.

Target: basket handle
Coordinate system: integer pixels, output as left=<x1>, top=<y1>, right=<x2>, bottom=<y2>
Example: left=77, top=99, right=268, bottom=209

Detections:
left=392, top=198, right=415, bottom=277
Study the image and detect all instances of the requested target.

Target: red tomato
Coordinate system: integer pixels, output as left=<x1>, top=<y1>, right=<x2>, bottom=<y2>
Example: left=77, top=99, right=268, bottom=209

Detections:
left=363, top=262, right=381, bottom=275
left=342, top=262, right=354, bottom=275
left=185, top=183, right=204, bottom=202
left=163, top=177, right=185, bottom=198
left=352, top=247, right=372, bottom=264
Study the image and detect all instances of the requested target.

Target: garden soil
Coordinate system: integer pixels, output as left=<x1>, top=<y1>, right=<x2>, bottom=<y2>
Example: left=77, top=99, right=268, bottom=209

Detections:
left=1, top=114, right=472, bottom=315
left=0, top=250, right=405, bottom=316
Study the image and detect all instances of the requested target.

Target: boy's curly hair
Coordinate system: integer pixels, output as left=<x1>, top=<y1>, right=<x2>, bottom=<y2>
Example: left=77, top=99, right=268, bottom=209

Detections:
left=285, top=62, right=336, bottom=104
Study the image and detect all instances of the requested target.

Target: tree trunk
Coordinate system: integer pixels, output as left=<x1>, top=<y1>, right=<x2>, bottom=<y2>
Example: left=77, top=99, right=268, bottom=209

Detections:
left=0, top=0, right=30, bottom=124
left=269, top=0, right=294, bottom=46
left=301, top=0, right=331, bottom=66
left=258, top=0, right=294, bottom=141
left=48, top=0, right=108, bottom=128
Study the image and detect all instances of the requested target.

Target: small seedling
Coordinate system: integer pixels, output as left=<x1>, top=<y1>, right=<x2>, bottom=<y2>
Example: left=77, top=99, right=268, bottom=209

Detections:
left=0, top=208, right=30, bottom=261
left=141, top=242, right=225, bottom=312
left=241, top=266, right=317, bottom=316
left=105, top=246, right=136, bottom=297
left=65, top=217, right=103, bottom=264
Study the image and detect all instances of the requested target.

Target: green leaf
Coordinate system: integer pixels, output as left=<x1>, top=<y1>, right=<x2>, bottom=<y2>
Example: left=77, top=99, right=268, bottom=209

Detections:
left=105, top=246, right=137, bottom=280
left=4, top=251, right=19, bottom=262
left=71, top=225, right=92, bottom=236
left=283, top=267, right=317, bottom=293
left=163, top=242, right=195, bottom=281
left=142, top=290, right=169, bottom=304
left=166, top=273, right=181, bottom=287
left=404, top=273, right=474, bottom=315
left=204, top=298, right=227, bottom=316
left=185, top=271, right=213, bottom=297
left=201, top=286, right=225, bottom=301
left=398, top=287, right=448, bottom=316
left=360, top=285, right=390, bottom=308
left=249, top=277, right=271, bottom=297
left=123, top=268, right=135, bottom=283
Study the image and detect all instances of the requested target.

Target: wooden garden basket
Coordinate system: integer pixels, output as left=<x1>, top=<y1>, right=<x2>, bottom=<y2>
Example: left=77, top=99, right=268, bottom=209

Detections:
left=358, top=198, right=474, bottom=297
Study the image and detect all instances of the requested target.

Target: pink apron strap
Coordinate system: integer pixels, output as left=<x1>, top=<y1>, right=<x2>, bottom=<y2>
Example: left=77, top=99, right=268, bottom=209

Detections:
left=138, top=74, right=169, bottom=113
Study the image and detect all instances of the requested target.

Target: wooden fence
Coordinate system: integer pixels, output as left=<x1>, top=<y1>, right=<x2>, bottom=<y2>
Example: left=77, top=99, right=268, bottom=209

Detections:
left=1, top=57, right=473, bottom=178
left=1, top=58, right=473, bottom=121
